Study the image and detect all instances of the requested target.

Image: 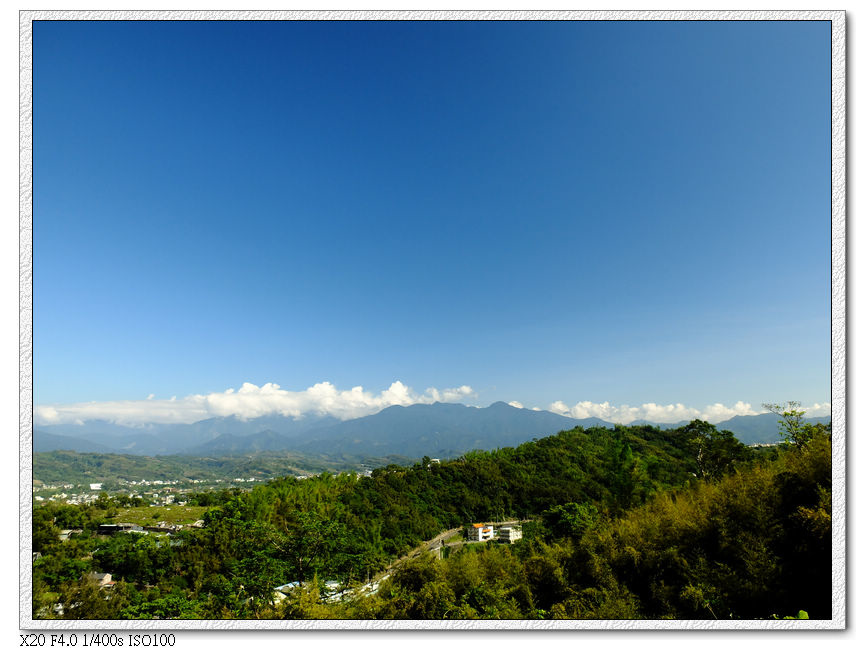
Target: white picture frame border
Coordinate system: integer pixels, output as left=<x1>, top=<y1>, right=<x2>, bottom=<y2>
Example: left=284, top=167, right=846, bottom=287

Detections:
left=18, top=8, right=847, bottom=631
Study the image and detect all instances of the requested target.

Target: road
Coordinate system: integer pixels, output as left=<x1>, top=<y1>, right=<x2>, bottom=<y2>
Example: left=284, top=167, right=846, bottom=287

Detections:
left=280, top=521, right=531, bottom=604
left=361, top=519, right=530, bottom=593
left=388, top=519, right=527, bottom=564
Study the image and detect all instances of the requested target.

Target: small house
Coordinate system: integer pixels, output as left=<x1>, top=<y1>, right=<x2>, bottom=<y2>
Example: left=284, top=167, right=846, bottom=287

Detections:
left=468, top=523, right=495, bottom=542
left=87, top=572, right=116, bottom=588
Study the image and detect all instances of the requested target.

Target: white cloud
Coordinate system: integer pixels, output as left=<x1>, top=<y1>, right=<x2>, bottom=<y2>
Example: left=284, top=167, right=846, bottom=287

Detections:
left=546, top=400, right=763, bottom=424
left=544, top=399, right=830, bottom=424
left=37, top=406, right=60, bottom=424
left=35, top=381, right=478, bottom=426
left=426, top=385, right=475, bottom=403
left=34, top=385, right=830, bottom=429
left=548, top=400, right=570, bottom=416
left=802, top=402, right=831, bottom=417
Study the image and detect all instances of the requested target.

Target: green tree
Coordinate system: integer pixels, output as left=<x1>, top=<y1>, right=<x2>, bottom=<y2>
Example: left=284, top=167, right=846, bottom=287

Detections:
left=121, top=593, right=203, bottom=620
left=763, top=402, right=828, bottom=448
left=56, top=576, right=132, bottom=619
left=682, top=420, right=748, bottom=479
left=33, top=507, right=60, bottom=553
left=542, top=502, right=600, bottom=540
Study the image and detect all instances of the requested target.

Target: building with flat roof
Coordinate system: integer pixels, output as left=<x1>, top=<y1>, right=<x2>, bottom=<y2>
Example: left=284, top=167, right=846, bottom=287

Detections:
left=468, top=523, right=495, bottom=542
left=497, top=525, right=523, bottom=543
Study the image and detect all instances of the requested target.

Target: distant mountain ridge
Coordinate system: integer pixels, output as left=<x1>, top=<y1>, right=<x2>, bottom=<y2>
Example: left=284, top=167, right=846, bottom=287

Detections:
left=714, top=413, right=830, bottom=446
left=35, top=412, right=340, bottom=456
left=295, top=401, right=598, bottom=459
left=184, top=430, right=301, bottom=455
left=34, top=431, right=116, bottom=454
left=33, top=403, right=831, bottom=459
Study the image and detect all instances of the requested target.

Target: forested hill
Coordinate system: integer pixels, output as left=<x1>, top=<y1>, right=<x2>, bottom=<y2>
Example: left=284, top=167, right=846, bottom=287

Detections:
left=33, top=418, right=831, bottom=620
left=236, top=421, right=710, bottom=561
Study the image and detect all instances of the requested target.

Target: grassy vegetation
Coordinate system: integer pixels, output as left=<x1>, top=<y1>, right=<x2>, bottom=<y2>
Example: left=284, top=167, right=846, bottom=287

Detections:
left=108, top=505, right=210, bottom=526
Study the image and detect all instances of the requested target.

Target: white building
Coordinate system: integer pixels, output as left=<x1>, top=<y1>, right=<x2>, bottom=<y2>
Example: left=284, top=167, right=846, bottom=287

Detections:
left=87, top=572, right=115, bottom=588
left=497, top=526, right=523, bottom=543
left=468, top=523, right=495, bottom=542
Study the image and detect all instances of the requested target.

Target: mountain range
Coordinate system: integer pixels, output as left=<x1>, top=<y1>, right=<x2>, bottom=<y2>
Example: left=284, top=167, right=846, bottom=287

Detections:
left=33, top=402, right=830, bottom=459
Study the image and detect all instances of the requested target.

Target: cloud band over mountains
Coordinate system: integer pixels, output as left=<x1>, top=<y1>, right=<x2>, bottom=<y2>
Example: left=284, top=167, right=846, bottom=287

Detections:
left=545, top=399, right=831, bottom=424
left=35, top=381, right=476, bottom=426
left=34, top=380, right=831, bottom=427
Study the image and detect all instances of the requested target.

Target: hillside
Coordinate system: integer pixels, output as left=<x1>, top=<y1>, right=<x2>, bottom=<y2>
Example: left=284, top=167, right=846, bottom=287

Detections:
left=32, top=420, right=831, bottom=620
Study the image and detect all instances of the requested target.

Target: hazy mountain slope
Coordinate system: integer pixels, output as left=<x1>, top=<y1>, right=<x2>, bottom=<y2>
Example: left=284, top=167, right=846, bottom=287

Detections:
left=34, top=413, right=342, bottom=455
left=34, top=430, right=116, bottom=454
left=715, top=413, right=831, bottom=445
left=182, top=430, right=297, bottom=455
left=298, top=401, right=612, bottom=458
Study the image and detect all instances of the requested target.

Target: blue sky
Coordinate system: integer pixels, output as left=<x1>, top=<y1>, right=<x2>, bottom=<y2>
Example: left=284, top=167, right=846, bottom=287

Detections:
left=33, top=20, right=831, bottom=424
